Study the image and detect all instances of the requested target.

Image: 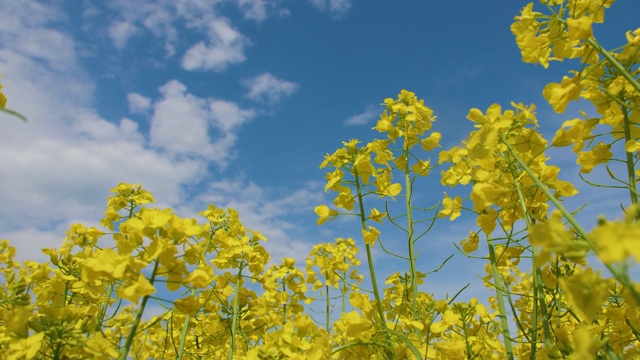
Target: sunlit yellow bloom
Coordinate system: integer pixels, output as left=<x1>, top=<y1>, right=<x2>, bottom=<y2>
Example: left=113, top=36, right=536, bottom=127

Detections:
left=314, top=205, right=338, bottom=225
left=174, top=295, right=200, bottom=317
left=8, top=332, right=44, bottom=360
left=551, top=117, right=598, bottom=148
left=374, top=169, right=401, bottom=198
left=566, top=16, right=593, bottom=41
left=117, top=274, right=156, bottom=303
left=559, top=268, right=608, bottom=322
left=591, top=205, right=640, bottom=264
left=368, top=208, right=386, bottom=223
left=577, top=141, right=613, bottom=173
left=362, top=226, right=380, bottom=247
left=460, top=231, right=479, bottom=253
left=82, top=247, right=130, bottom=282
left=439, top=193, right=463, bottom=221
left=543, top=71, right=582, bottom=113
left=411, top=159, right=431, bottom=176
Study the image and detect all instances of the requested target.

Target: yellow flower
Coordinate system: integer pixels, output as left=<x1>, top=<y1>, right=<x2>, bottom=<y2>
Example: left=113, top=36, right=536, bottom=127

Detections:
left=374, top=169, right=401, bottom=198
left=183, top=267, right=214, bottom=288
left=543, top=72, right=582, bottom=113
left=362, top=226, right=380, bottom=247
left=559, top=268, right=608, bottom=322
left=590, top=205, right=640, bottom=264
left=8, top=332, right=44, bottom=360
left=460, top=231, right=479, bottom=253
left=551, top=117, right=598, bottom=149
left=117, top=274, right=156, bottom=303
left=174, top=295, right=200, bottom=317
left=566, top=16, right=593, bottom=41
left=82, top=247, right=130, bottom=282
left=420, top=131, right=442, bottom=151
left=314, top=205, right=338, bottom=225
left=439, top=193, right=463, bottom=220
left=368, top=208, right=386, bottom=222
left=411, top=159, right=431, bottom=176
left=577, top=141, right=613, bottom=173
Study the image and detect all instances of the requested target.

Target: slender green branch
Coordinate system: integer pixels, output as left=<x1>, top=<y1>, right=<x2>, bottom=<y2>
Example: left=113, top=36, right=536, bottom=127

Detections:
left=586, top=38, right=640, bottom=94
left=353, top=169, right=387, bottom=329
left=119, top=259, right=160, bottom=360
left=486, top=235, right=515, bottom=360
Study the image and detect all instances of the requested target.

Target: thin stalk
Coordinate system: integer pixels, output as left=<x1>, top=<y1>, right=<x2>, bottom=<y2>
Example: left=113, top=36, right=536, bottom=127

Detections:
left=96, top=282, right=115, bottom=332
left=510, top=169, right=552, bottom=350
left=586, top=38, right=640, bottom=94
left=282, top=281, right=288, bottom=324
left=353, top=170, right=386, bottom=328
left=403, top=149, right=419, bottom=328
left=326, top=284, right=331, bottom=333
left=177, top=292, right=195, bottom=359
left=228, top=266, right=244, bottom=360
left=486, top=235, right=515, bottom=360
left=118, top=259, right=160, bottom=360
left=620, top=100, right=639, bottom=206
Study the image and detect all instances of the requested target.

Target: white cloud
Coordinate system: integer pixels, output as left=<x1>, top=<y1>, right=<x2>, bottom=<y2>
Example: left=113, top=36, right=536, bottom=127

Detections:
left=108, top=20, right=139, bottom=48
left=181, top=18, right=248, bottom=71
left=236, top=0, right=290, bottom=22
left=237, top=0, right=269, bottom=21
left=210, top=99, right=256, bottom=132
left=149, top=80, right=256, bottom=167
left=344, top=105, right=378, bottom=126
left=243, top=72, right=299, bottom=105
left=0, top=3, right=208, bottom=261
left=308, top=0, right=352, bottom=18
left=127, top=92, right=152, bottom=114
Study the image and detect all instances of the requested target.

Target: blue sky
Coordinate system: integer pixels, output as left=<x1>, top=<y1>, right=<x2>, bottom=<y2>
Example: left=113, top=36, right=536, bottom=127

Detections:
left=1, top=0, right=639, bottom=304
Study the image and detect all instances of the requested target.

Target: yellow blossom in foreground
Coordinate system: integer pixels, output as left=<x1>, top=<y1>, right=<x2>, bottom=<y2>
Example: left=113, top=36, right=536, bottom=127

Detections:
left=314, top=205, right=338, bottom=225
left=8, top=332, right=44, bottom=360
left=559, top=268, right=608, bottom=322
left=439, top=193, right=463, bottom=221
left=362, top=226, right=380, bottom=247
left=117, top=274, right=156, bottom=303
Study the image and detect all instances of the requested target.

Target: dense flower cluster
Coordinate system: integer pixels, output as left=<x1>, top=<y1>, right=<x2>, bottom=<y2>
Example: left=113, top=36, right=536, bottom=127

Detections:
left=1, top=0, right=640, bottom=358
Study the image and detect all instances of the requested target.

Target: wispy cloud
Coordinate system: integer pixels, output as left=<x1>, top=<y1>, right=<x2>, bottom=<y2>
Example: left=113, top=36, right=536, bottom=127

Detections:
left=150, top=80, right=256, bottom=167
left=181, top=18, right=249, bottom=71
left=243, top=72, right=299, bottom=106
left=308, top=0, right=352, bottom=18
left=108, top=20, right=139, bottom=48
left=236, top=0, right=290, bottom=22
left=0, top=2, right=252, bottom=261
left=127, top=92, right=152, bottom=114
left=344, top=105, right=378, bottom=126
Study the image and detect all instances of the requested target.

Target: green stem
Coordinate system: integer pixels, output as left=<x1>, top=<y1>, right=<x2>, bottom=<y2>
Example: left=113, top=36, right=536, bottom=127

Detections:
left=177, top=295, right=194, bottom=359
left=620, top=100, right=639, bottom=206
left=354, top=170, right=387, bottom=328
left=118, top=259, right=160, bottom=360
left=326, top=284, right=331, bottom=333
left=403, top=149, right=419, bottom=327
left=96, top=282, right=115, bottom=332
left=586, top=38, right=640, bottom=95
left=510, top=168, right=552, bottom=350
left=486, top=236, right=515, bottom=360
left=228, top=266, right=244, bottom=360
left=282, top=281, right=288, bottom=324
